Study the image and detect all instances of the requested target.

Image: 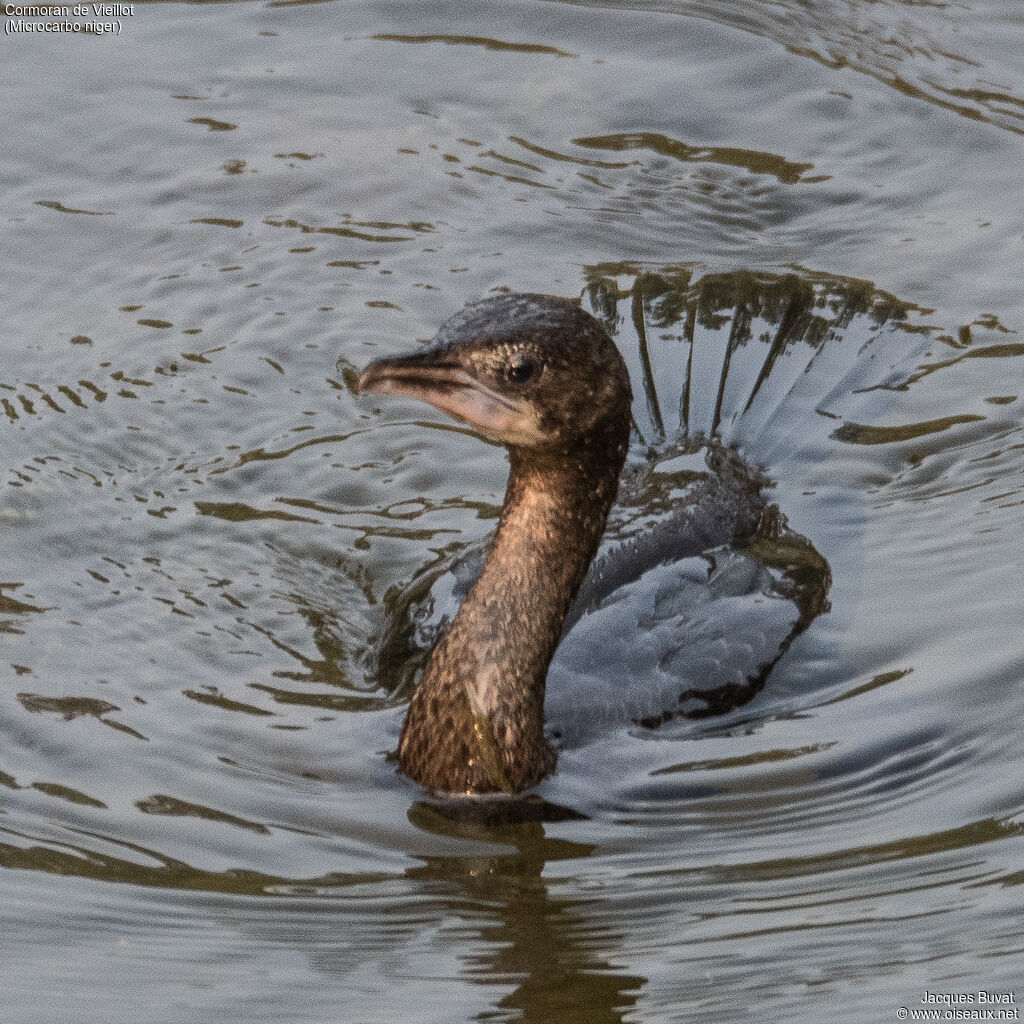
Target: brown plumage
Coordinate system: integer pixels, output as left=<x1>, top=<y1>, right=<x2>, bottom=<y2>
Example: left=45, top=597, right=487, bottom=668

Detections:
left=358, top=294, right=632, bottom=794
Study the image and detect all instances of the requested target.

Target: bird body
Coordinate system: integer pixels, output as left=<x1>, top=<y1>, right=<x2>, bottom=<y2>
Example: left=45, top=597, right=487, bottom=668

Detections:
left=357, top=293, right=826, bottom=796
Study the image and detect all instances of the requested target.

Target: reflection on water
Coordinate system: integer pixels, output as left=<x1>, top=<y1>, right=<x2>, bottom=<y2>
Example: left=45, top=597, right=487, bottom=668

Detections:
left=407, top=804, right=645, bottom=1024
left=3, top=0, right=1024, bottom=1020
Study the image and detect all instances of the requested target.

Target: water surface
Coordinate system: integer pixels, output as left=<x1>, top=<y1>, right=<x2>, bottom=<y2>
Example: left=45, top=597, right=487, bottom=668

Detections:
left=2, top=1, right=1023, bottom=1020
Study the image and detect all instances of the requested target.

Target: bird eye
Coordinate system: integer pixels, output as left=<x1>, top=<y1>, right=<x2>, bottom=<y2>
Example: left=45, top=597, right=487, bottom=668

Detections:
left=506, top=355, right=538, bottom=384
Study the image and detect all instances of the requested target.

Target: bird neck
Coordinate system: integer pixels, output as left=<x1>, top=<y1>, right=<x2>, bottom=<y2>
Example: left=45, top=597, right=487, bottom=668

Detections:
left=398, top=427, right=628, bottom=794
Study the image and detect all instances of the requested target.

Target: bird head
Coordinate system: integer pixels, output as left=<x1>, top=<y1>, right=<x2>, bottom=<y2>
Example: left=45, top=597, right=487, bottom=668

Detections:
left=357, top=293, right=632, bottom=453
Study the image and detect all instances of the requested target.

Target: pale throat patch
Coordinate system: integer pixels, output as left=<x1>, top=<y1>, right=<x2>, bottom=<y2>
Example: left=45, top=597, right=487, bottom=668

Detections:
left=464, top=662, right=502, bottom=719
left=463, top=662, right=514, bottom=792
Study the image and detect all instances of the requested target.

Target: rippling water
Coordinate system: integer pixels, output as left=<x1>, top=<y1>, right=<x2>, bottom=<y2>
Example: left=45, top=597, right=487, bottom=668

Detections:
left=3, top=1, right=1023, bottom=1020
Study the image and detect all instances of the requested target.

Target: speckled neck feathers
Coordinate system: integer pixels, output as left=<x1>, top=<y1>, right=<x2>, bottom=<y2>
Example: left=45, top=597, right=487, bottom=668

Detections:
left=358, top=293, right=633, bottom=795
left=397, top=417, right=630, bottom=794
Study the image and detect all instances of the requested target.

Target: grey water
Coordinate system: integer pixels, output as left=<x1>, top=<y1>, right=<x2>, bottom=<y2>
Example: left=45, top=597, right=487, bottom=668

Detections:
left=2, top=1, right=1023, bottom=1021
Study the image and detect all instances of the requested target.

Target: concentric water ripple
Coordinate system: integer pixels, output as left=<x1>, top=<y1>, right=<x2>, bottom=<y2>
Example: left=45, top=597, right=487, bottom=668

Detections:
left=3, top=1, right=1024, bottom=1020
